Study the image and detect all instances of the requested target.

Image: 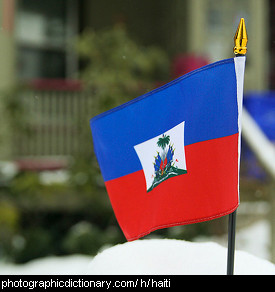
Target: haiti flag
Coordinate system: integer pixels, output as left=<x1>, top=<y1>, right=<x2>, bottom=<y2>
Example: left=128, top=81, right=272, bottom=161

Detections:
left=90, top=57, right=246, bottom=241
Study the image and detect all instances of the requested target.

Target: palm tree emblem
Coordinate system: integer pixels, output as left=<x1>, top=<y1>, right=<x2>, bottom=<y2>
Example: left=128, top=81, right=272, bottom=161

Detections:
left=157, top=134, right=170, bottom=150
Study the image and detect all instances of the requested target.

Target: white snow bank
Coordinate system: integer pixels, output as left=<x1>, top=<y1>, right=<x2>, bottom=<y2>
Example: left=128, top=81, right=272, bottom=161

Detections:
left=87, top=239, right=275, bottom=275
left=0, top=255, right=91, bottom=275
left=0, top=239, right=274, bottom=275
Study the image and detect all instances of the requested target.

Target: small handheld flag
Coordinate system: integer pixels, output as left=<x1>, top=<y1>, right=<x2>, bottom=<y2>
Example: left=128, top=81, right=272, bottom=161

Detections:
left=90, top=55, right=245, bottom=241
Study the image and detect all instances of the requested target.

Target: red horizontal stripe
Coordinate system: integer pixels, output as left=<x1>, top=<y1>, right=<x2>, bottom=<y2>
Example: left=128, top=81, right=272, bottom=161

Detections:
left=105, top=134, right=239, bottom=241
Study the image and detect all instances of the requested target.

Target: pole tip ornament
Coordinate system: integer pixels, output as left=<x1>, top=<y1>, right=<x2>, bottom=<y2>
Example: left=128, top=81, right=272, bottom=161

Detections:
left=234, top=18, right=248, bottom=55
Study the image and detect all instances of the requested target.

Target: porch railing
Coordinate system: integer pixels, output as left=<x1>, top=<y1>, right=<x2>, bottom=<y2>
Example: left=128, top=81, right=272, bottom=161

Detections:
left=13, top=88, right=92, bottom=160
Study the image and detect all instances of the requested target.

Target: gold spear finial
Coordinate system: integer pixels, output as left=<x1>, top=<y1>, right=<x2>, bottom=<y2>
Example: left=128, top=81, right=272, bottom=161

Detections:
left=233, top=18, right=248, bottom=55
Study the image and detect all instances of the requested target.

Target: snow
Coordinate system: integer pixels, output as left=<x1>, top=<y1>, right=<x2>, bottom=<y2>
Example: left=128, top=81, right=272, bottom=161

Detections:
left=0, top=219, right=274, bottom=275
left=0, top=255, right=91, bottom=275
left=194, top=219, right=271, bottom=260
left=87, top=238, right=275, bottom=275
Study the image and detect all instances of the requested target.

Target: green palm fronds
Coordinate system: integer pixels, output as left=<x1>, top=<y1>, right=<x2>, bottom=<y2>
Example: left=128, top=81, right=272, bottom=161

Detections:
left=157, top=134, right=170, bottom=150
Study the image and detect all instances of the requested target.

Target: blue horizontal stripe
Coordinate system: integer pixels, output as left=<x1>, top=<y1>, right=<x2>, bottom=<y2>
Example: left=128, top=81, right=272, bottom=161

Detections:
left=91, top=58, right=238, bottom=181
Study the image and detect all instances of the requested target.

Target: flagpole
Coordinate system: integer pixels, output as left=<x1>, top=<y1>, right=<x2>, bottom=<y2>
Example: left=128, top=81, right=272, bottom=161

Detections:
left=227, top=210, right=237, bottom=275
left=227, top=18, right=248, bottom=276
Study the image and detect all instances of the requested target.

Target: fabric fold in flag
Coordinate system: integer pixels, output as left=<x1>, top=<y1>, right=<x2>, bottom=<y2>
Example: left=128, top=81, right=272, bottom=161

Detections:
left=90, top=57, right=246, bottom=241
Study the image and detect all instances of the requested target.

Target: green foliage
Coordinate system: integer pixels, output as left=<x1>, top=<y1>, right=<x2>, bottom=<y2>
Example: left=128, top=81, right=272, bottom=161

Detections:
left=62, top=221, right=103, bottom=255
left=77, top=25, right=169, bottom=114
left=1, top=85, right=33, bottom=140
left=0, top=201, right=19, bottom=259
left=0, top=201, right=18, bottom=229
left=12, top=227, right=53, bottom=263
left=10, top=172, right=41, bottom=196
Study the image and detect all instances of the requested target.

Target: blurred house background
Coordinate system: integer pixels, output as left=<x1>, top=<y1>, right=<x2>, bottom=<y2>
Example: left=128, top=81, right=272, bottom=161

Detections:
left=0, top=0, right=274, bottom=265
left=0, top=0, right=272, bottom=159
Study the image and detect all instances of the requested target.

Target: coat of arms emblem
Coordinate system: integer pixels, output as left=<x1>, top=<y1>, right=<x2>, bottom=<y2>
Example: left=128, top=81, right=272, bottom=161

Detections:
left=149, top=134, right=187, bottom=192
left=134, top=121, right=187, bottom=192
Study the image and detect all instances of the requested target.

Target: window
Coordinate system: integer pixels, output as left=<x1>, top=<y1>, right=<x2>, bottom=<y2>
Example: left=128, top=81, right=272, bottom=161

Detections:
left=15, top=0, right=78, bottom=80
